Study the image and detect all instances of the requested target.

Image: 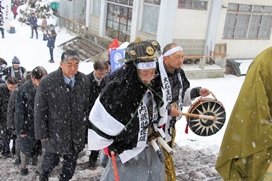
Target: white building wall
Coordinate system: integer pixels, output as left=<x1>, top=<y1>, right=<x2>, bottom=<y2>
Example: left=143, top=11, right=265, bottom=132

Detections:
left=173, top=10, right=209, bottom=40
left=171, top=0, right=272, bottom=59
left=215, top=0, right=272, bottom=59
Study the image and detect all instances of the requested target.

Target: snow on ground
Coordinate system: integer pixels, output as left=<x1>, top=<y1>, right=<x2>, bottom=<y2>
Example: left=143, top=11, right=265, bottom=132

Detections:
left=0, top=19, right=252, bottom=180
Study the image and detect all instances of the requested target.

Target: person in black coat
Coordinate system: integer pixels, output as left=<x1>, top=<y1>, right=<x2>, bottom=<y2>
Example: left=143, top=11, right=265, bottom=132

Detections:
left=86, top=59, right=108, bottom=169
left=0, top=77, right=18, bottom=158
left=7, top=71, right=32, bottom=165
left=46, top=29, right=57, bottom=63
left=16, top=66, right=47, bottom=175
left=34, top=50, right=90, bottom=181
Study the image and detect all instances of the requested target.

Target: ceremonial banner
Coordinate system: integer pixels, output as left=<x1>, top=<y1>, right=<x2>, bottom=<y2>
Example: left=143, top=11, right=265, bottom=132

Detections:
left=1, top=0, right=11, bottom=30
left=110, top=49, right=124, bottom=73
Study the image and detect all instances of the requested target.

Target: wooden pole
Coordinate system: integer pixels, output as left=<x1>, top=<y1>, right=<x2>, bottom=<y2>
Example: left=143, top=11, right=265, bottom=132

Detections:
left=179, top=112, right=216, bottom=120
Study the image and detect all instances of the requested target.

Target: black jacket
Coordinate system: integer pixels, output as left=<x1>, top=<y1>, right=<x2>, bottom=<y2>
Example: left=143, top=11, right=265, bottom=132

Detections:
left=0, top=84, right=11, bottom=128
left=16, top=81, right=39, bottom=157
left=34, top=68, right=90, bottom=154
left=86, top=71, right=108, bottom=111
left=3, top=66, right=26, bottom=83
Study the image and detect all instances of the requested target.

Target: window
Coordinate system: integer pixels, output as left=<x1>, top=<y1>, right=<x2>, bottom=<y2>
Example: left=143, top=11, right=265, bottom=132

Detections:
left=178, top=0, right=208, bottom=10
left=93, top=0, right=101, bottom=16
left=106, top=2, right=133, bottom=41
left=108, top=0, right=133, bottom=6
left=223, top=3, right=272, bottom=39
left=144, top=0, right=161, bottom=5
left=141, top=3, right=160, bottom=34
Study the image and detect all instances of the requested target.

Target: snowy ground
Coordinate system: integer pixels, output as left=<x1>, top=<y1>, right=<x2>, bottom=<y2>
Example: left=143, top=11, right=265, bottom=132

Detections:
left=0, top=19, right=251, bottom=180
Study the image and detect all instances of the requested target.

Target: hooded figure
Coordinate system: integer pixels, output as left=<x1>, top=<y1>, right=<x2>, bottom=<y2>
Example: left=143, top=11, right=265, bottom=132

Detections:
left=216, top=46, right=272, bottom=180
left=88, top=38, right=166, bottom=181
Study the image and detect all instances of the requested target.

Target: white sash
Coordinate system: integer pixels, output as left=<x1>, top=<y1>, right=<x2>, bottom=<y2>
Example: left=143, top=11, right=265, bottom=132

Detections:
left=119, top=90, right=159, bottom=163
left=158, top=56, right=183, bottom=142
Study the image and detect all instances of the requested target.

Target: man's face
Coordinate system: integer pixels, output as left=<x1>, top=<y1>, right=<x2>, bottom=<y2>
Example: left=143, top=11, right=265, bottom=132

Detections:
left=163, top=46, right=184, bottom=73
left=6, top=82, right=18, bottom=92
left=138, top=68, right=157, bottom=85
left=60, top=59, right=79, bottom=78
left=94, top=69, right=107, bottom=80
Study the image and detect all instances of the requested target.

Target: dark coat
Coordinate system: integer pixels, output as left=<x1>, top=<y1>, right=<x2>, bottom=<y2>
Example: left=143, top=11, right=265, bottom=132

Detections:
left=2, top=66, right=26, bottom=83
left=16, top=81, right=38, bottom=157
left=86, top=71, right=108, bottom=111
left=47, top=33, right=56, bottom=48
left=34, top=68, right=90, bottom=154
left=7, top=89, right=18, bottom=133
left=0, top=84, right=11, bottom=129
left=29, top=16, right=37, bottom=27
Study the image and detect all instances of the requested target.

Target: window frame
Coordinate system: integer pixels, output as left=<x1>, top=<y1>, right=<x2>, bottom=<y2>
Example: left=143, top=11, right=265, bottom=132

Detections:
left=223, top=3, right=272, bottom=40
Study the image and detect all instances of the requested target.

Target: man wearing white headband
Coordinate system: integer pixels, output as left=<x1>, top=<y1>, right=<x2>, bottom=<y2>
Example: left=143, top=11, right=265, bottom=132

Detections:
left=158, top=43, right=210, bottom=181
left=88, top=39, right=166, bottom=181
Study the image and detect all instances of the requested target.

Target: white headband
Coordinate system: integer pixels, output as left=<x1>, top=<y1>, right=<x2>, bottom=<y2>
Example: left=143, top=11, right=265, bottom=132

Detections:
left=163, top=46, right=183, bottom=57
left=137, top=61, right=156, bottom=70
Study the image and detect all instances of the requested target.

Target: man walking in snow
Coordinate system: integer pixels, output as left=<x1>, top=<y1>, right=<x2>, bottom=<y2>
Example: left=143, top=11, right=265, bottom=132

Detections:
left=29, top=13, right=38, bottom=39
left=158, top=43, right=210, bottom=181
left=86, top=59, right=109, bottom=169
left=34, top=50, right=90, bottom=181
left=88, top=39, right=166, bottom=181
left=0, top=77, right=19, bottom=158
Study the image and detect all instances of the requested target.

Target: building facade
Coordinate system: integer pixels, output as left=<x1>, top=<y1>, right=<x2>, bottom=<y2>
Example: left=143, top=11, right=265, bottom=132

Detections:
left=60, top=0, right=272, bottom=60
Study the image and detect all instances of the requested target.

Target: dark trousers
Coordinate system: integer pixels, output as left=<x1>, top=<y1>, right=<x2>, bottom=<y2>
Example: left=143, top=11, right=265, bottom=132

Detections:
left=0, top=27, right=4, bottom=38
left=0, top=128, right=11, bottom=155
left=31, top=26, right=38, bottom=38
left=49, top=47, right=54, bottom=60
left=40, top=152, right=78, bottom=181
left=89, top=150, right=99, bottom=166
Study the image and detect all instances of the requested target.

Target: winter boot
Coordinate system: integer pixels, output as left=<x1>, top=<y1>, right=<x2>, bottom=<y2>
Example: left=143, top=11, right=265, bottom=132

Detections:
left=20, top=168, right=28, bottom=176
left=13, top=157, right=21, bottom=165
left=39, top=174, right=49, bottom=181
left=49, top=60, right=54, bottom=63
left=30, top=156, right=38, bottom=166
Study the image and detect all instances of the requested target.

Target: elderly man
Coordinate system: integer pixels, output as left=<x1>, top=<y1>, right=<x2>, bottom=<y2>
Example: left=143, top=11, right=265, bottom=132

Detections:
left=88, top=39, right=166, bottom=181
left=34, top=50, right=90, bottom=181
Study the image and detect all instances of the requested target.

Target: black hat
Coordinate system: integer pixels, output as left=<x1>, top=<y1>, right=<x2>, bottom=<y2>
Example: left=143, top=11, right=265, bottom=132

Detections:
left=123, top=38, right=159, bottom=62
left=12, top=56, right=20, bottom=64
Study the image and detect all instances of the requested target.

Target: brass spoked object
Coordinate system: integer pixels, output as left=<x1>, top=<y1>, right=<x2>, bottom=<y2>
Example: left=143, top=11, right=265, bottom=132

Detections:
left=186, top=92, right=226, bottom=136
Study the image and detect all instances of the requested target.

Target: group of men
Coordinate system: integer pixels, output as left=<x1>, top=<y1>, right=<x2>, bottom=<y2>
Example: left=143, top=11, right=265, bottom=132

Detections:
left=0, top=38, right=210, bottom=181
